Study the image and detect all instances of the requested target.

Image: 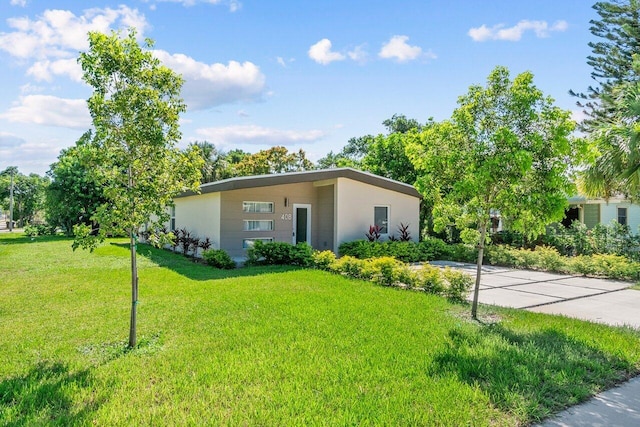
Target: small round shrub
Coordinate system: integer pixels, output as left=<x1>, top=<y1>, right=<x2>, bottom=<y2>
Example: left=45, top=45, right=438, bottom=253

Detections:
left=442, top=267, right=473, bottom=303
left=313, top=250, right=337, bottom=270
left=202, top=248, right=235, bottom=269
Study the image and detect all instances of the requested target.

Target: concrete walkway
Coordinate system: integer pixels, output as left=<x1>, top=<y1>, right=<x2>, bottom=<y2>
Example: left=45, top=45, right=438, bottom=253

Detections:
left=430, top=261, right=640, bottom=426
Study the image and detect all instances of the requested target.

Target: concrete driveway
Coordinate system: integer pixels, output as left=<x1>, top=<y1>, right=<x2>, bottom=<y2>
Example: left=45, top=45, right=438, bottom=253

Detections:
left=430, top=261, right=640, bottom=328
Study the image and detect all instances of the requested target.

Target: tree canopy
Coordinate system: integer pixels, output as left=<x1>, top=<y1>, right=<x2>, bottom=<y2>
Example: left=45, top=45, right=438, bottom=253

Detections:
left=407, top=66, right=581, bottom=318
left=0, top=167, right=48, bottom=227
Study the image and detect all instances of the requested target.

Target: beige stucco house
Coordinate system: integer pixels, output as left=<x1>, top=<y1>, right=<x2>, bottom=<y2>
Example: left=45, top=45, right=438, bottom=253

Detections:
left=171, top=168, right=421, bottom=258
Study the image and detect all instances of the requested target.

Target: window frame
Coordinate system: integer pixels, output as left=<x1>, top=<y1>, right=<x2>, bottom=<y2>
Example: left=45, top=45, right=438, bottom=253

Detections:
left=617, top=206, right=628, bottom=226
left=374, top=205, right=389, bottom=235
left=170, top=205, right=176, bottom=231
left=243, top=219, right=274, bottom=232
left=242, top=201, right=274, bottom=214
left=243, top=237, right=274, bottom=249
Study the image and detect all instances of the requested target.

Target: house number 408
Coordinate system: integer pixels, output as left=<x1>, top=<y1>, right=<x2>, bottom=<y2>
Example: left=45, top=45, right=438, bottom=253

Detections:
left=281, top=213, right=292, bottom=221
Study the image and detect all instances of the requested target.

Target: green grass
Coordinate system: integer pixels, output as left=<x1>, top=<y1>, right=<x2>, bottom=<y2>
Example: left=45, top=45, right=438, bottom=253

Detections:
left=2, top=233, right=640, bottom=426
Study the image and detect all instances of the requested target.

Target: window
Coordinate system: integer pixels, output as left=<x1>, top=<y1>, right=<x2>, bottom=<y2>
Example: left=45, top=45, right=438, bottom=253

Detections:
left=243, top=237, right=273, bottom=248
left=618, top=207, right=628, bottom=226
left=374, top=206, right=389, bottom=234
left=170, top=206, right=176, bottom=231
left=243, top=201, right=274, bottom=213
left=244, top=220, right=274, bottom=231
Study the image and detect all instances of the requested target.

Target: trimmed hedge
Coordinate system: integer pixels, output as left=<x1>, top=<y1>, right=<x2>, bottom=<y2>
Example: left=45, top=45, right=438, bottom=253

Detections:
left=246, top=241, right=314, bottom=267
left=202, top=249, right=236, bottom=269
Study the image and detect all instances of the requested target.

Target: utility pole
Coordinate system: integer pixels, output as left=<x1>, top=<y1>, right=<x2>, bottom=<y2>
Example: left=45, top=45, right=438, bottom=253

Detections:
left=9, top=169, right=14, bottom=232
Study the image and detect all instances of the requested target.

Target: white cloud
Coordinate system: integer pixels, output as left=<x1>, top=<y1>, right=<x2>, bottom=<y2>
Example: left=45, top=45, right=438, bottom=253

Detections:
left=27, top=58, right=83, bottom=82
left=153, top=50, right=267, bottom=110
left=10, top=0, right=27, bottom=7
left=0, top=6, right=149, bottom=60
left=347, top=44, right=368, bottom=63
left=1, top=95, right=90, bottom=129
left=468, top=20, right=568, bottom=42
left=196, top=125, right=325, bottom=145
left=144, top=0, right=241, bottom=12
left=378, top=35, right=422, bottom=62
left=308, top=38, right=345, bottom=65
left=0, top=133, right=72, bottom=175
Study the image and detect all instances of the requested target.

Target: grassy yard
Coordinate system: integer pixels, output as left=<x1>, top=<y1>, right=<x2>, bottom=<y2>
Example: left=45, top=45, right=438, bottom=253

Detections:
left=2, top=233, right=640, bottom=425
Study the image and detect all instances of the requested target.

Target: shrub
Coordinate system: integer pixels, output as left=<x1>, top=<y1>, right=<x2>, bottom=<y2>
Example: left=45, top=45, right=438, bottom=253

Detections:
left=590, top=254, right=640, bottom=280
left=442, top=267, right=473, bottom=303
left=247, top=241, right=314, bottom=266
left=367, top=257, right=405, bottom=286
left=417, top=238, right=450, bottom=261
left=414, top=264, right=445, bottom=294
left=202, top=249, right=235, bottom=269
left=569, top=255, right=598, bottom=276
left=365, top=225, right=382, bottom=242
left=24, top=223, right=55, bottom=237
left=485, top=244, right=518, bottom=266
left=534, top=246, right=567, bottom=272
left=312, top=250, right=337, bottom=270
left=333, top=256, right=372, bottom=279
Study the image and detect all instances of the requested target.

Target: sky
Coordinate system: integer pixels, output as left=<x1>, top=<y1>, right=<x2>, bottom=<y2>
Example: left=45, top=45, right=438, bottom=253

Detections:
left=0, top=0, right=598, bottom=176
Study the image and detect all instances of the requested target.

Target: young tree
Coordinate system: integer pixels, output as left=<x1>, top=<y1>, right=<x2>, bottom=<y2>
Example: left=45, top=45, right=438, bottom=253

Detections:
left=407, top=66, right=580, bottom=319
left=74, top=29, right=203, bottom=348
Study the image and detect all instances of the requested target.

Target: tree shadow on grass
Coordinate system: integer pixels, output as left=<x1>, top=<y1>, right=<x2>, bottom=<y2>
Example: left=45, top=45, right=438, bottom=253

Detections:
left=112, top=242, right=300, bottom=282
left=432, top=322, right=638, bottom=424
left=0, top=361, right=105, bottom=426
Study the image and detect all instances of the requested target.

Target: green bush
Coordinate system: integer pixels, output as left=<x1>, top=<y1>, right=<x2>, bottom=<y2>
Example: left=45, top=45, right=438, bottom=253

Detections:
left=202, top=249, right=235, bottom=269
left=534, top=246, right=567, bottom=272
left=338, top=237, right=453, bottom=263
left=590, top=254, right=640, bottom=280
left=485, top=245, right=518, bottom=266
left=414, top=264, right=445, bottom=294
left=312, top=250, right=337, bottom=270
left=247, top=241, right=314, bottom=266
left=367, top=257, right=406, bottom=286
left=417, top=238, right=450, bottom=261
left=24, top=223, right=56, bottom=237
left=442, top=268, right=473, bottom=303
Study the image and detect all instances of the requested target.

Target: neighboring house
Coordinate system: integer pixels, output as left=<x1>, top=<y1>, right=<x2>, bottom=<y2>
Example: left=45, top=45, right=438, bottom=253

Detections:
left=171, top=168, right=421, bottom=258
left=565, top=196, right=640, bottom=233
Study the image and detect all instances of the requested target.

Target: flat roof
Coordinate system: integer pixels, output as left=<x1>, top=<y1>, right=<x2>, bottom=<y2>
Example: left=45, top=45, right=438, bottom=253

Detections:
left=178, top=168, right=422, bottom=198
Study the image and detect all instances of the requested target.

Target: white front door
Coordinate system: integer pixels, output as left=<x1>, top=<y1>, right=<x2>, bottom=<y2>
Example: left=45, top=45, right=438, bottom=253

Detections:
left=292, top=204, right=311, bottom=245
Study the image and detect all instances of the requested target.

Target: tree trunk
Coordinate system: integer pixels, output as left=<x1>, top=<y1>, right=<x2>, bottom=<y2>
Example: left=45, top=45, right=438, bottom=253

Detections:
left=471, top=223, right=487, bottom=319
left=128, top=230, right=138, bottom=348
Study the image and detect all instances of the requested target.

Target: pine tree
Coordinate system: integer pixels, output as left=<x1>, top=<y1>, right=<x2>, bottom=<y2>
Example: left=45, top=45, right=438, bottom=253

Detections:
left=572, top=0, right=640, bottom=131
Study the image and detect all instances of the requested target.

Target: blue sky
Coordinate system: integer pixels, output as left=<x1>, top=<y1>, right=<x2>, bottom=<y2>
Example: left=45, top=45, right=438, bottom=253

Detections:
left=0, top=0, right=597, bottom=175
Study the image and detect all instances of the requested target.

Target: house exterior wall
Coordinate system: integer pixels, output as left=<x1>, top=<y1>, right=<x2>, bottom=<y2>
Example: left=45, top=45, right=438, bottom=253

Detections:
left=174, top=192, right=221, bottom=248
left=334, top=177, right=420, bottom=252
left=600, top=201, right=640, bottom=233
left=219, top=182, right=325, bottom=258
left=315, top=184, right=334, bottom=252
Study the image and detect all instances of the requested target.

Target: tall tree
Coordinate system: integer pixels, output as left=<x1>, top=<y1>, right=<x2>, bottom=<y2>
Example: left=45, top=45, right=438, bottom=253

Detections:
left=407, top=66, right=580, bottom=319
left=580, top=58, right=640, bottom=199
left=0, top=167, right=48, bottom=227
left=46, top=132, right=107, bottom=235
left=573, top=0, right=640, bottom=130
left=575, top=1, right=640, bottom=198
left=74, top=29, right=202, bottom=348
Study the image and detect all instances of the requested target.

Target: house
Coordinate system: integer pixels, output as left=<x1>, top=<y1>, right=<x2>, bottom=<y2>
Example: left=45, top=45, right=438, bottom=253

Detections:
left=171, top=168, right=422, bottom=258
left=564, top=195, right=640, bottom=233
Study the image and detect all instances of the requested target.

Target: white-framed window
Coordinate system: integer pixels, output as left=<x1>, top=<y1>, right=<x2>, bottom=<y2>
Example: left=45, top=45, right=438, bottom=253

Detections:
left=243, top=201, right=274, bottom=213
left=243, top=237, right=273, bottom=248
left=618, top=207, right=628, bottom=226
left=244, top=220, right=274, bottom=231
left=374, top=206, right=389, bottom=234
left=170, top=205, right=176, bottom=231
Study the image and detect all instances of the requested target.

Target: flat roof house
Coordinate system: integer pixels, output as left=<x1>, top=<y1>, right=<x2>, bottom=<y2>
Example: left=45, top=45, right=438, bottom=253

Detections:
left=171, top=168, right=422, bottom=258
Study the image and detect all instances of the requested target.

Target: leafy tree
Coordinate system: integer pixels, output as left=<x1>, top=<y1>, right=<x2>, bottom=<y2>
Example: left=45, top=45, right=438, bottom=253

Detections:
left=235, top=146, right=314, bottom=176
left=361, top=133, right=417, bottom=184
left=382, top=113, right=424, bottom=134
left=580, top=58, right=640, bottom=199
left=46, top=132, right=106, bottom=234
left=74, top=29, right=203, bottom=348
left=0, top=167, right=48, bottom=227
left=407, top=66, right=580, bottom=319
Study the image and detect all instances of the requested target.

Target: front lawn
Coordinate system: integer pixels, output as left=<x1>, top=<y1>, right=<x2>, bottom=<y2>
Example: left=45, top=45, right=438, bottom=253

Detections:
left=1, top=233, right=640, bottom=425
